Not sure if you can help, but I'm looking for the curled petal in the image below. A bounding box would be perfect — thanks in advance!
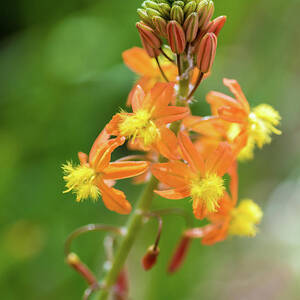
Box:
[151,161,190,188]
[98,181,131,215]
[102,161,150,180]
[178,132,205,174]
[205,142,233,176]
[89,129,110,163]
[223,78,250,113]
[155,186,190,200]
[201,222,229,245]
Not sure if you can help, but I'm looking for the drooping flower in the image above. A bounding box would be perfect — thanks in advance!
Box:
[184,79,281,160]
[62,129,149,214]
[185,163,263,245]
[106,83,189,160]
[151,131,234,219]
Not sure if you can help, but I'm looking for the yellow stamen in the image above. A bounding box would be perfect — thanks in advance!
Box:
[229,199,263,237]
[62,162,100,202]
[190,173,225,213]
[119,109,160,147]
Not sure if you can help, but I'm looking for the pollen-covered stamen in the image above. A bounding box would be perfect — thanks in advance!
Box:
[62,162,100,202]
[189,173,225,213]
[249,104,281,148]
[229,199,263,237]
[119,109,161,147]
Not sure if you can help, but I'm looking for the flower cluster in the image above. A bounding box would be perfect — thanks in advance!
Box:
[63,1,281,296]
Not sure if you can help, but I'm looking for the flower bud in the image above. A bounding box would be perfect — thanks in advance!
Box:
[146,7,162,18]
[67,252,98,285]
[142,245,160,271]
[170,5,184,24]
[184,1,197,17]
[183,12,199,42]
[158,3,171,18]
[136,22,162,49]
[197,0,214,29]
[152,16,168,38]
[167,21,186,54]
[137,8,154,27]
[143,1,161,11]
[207,15,227,36]
[173,1,185,7]
[196,32,217,73]
[167,236,192,274]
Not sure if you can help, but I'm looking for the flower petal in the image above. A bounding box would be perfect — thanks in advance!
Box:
[154,106,189,125]
[217,106,248,123]
[151,161,190,188]
[155,127,180,160]
[89,129,110,163]
[131,85,145,112]
[98,181,131,214]
[78,152,88,165]
[102,161,150,180]
[155,186,190,200]
[146,82,176,109]
[178,131,205,174]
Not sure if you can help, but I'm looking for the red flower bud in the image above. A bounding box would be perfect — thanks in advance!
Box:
[197,0,214,30]
[167,20,186,54]
[183,12,199,42]
[167,236,192,274]
[136,21,162,49]
[152,16,167,38]
[196,32,217,73]
[67,253,98,286]
[207,16,227,36]
[142,245,160,271]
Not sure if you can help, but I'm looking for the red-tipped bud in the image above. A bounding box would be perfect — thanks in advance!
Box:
[113,269,129,300]
[196,32,217,73]
[142,245,160,271]
[136,22,162,49]
[183,12,199,42]
[170,5,184,24]
[152,16,168,38]
[207,16,227,37]
[197,0,214,29]
[167,236,192,274]
[67,253,98,286]
[167,20,186,54]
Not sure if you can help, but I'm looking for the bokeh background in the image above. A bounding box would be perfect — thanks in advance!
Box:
[1,0,299,299]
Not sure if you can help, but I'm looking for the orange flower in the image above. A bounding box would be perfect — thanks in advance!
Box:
[106,83,189,160]
[184,78,281,160]
[185,163,263,245]
[62,129,149,214]
[151,132,234,220]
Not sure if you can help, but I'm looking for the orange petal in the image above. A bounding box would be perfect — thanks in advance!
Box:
[192,198,208,220]
[154,186,190,199]
[151,161,190,188]
[154,106,189,125]
[122,47,159,77]
[105,114,123,136]
[98,180,131,214]
[155,127,180,160]
[178,131,205,174]
[201,222,229,245]
[205,142,233,176]
[223,78,250,113]
[131,85,145,112]
[102,161,150,180]
[93,137,125,172]
[218,106,248,123]
[89,128,110,163]
[231,129,248,157]
[146,82,176,109]
[78,152,88,165]
[228,161,238,205]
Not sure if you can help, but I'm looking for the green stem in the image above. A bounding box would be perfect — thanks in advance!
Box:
[94,176,158,300]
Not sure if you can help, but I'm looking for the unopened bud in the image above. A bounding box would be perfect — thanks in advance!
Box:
[142,245,160,271]
[197,0,214,29]
[137,8,154,27]
[136,22,162,49]
[184,1,197,17]
[183,12,199,42]
[143,1,160,11]
[146,7,162,18]
[167,236,192,274]
[196,32,217,73]
[173,1,185,7]
[170,5,184,24]
[152,16,167,38]
[207,15,227,36]
[167,21,186,54]
[67,252,98,285]
[158,3,171,18]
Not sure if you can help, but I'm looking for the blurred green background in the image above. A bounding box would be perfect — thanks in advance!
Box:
[1,0,299,299]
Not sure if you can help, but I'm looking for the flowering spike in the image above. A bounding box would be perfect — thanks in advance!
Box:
[142,245,160,271]
[167,21,187,54]
[196,32,217,73]
[207,15,227,36]
[183,12,199,42]
[167,236,192,273]
[170,5,184,24]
